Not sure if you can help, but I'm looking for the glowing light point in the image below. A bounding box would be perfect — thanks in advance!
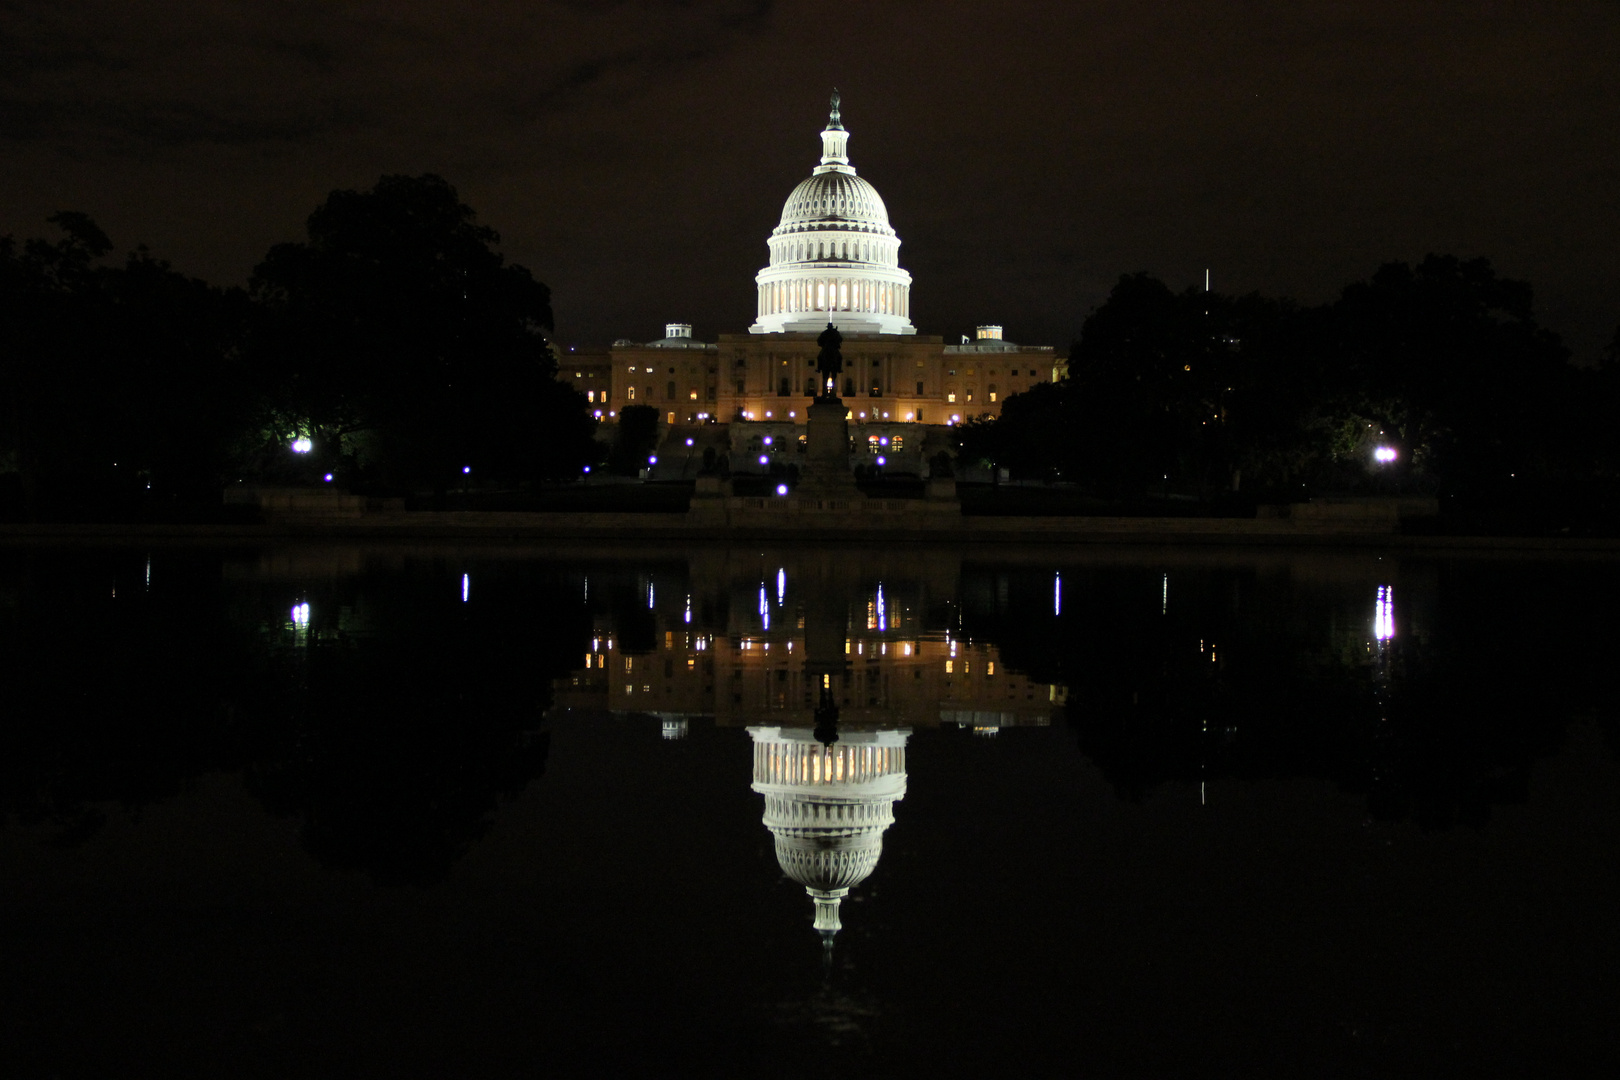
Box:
[291,602,310,626]
[462,573,469,603]
[462,465,471,474]
[290,437,313,453]
[776,483,789,496]
[1374,446,1398,463]
[876,455,886,466]
[648,455,657,465]
[685,438,694,446]
[759,454,769,466]
[323,473,334,482]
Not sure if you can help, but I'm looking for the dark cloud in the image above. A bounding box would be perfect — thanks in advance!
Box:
[1,0,1617,362]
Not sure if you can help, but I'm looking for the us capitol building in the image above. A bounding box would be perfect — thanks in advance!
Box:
[558,93,1064,473]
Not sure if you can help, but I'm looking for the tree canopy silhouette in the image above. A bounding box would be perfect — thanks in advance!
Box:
[958,256,1610,520]
[0,213,251,520]
[249,173,597,491]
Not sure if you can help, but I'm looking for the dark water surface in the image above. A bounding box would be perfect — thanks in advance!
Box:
[3,543,1618,1078]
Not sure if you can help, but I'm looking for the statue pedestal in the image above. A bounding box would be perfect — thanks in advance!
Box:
[799,396,858,496]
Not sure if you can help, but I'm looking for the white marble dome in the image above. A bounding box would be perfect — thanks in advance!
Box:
[749,93,916,336]
[777,171,891,233]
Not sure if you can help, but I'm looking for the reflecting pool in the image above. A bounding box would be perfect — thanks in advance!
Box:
[2,543,1618,1077]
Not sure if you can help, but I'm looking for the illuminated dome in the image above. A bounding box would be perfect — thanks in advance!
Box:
[750,92,916,336]
[749,726,910,940]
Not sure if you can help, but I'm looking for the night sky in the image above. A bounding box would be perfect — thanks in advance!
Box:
[4,1,1617,360]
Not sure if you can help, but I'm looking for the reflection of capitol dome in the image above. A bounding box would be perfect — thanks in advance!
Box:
[749,726,910,939]
[749,92,916,336]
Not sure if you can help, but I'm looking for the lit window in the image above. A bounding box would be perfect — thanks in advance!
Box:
[627,387,635,400]
[945,660,954,673]
[947,392,956,403]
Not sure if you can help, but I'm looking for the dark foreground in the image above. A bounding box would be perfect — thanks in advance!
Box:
[2,543,1617,1078]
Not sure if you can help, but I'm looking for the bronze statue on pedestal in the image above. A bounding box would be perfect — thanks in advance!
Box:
[815,323,843,398]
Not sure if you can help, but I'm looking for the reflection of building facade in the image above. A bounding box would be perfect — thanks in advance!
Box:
[556,95,1064,463]
[556,622,1063,733]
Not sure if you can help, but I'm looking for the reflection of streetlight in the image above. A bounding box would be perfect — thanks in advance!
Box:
[1374,446,1398,463]
[1374,585,1395,641]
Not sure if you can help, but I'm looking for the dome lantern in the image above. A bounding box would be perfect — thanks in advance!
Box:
[818,89,850,171]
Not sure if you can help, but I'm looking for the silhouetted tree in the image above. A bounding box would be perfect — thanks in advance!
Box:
[962,274,1328,498]
[1327,255,1569,493]
[610,404,660,474]
[956,258,1603,521]
[248,174,597,491]
[0,214,251,520]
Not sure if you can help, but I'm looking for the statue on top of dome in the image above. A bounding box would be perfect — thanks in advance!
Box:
[815,322,844,395]
[827,88,843,131]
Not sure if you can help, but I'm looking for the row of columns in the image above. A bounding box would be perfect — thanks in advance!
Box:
[757,278,910,318]
[753,741,905,785]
